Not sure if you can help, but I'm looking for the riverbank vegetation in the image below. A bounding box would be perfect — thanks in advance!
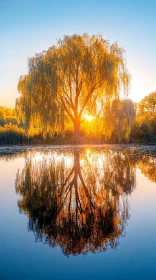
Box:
[0,34,156,145]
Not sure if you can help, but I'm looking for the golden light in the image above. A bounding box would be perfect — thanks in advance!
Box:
[84,114,94,122]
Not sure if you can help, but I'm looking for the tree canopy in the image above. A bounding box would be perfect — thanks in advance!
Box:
[130,91,156,142]
[138,91,156,115]
[16,34,130,140]
[0,106,17,126]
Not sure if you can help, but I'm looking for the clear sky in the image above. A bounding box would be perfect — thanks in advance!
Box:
[0,0,156,107]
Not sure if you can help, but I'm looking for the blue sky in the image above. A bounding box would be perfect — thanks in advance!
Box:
[0,0,156,107]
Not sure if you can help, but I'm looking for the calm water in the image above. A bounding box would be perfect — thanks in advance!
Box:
[0,145,156,280]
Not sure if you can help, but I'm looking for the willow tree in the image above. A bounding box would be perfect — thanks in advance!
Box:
[17,34,130,140]
[16,75,31,130]
[111,99,136,142]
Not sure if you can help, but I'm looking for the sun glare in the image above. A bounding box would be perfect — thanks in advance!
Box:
[85,115,94,122]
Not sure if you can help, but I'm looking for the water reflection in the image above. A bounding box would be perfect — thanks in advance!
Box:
[15,148,139,256]
[137,156,156,183]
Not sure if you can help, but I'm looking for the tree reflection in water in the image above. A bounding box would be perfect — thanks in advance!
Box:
[137,156,156,183]
[15,149,136,256]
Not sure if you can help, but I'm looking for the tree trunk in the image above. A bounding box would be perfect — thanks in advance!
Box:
[118,134,122,144]
[74,118,80,144]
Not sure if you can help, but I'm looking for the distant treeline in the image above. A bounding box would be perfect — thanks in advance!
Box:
[0,107,25,145]
[0,124,27,145]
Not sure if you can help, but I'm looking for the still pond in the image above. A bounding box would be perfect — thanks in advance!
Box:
[0,145,156,280]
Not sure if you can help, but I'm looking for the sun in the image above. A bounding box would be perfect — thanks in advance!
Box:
[84,115,94,122]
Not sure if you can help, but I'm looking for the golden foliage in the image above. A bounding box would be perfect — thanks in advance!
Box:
[17,34,130,139]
